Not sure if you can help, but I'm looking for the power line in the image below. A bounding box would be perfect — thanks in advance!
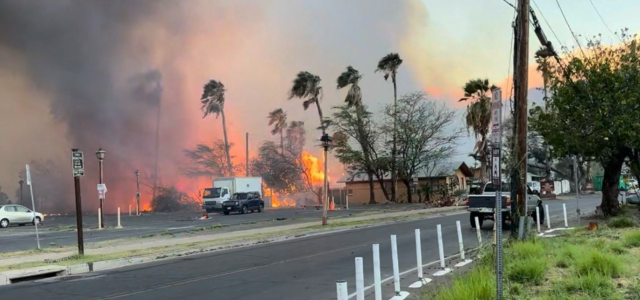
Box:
[555,0,586,57]
[531,0,566,51]
[500,0,516,10]
[588,0,621,42]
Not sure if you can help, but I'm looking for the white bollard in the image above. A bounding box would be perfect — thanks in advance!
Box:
[116,207,122,229]
[456,221,465,260]
[98,208,102,230]
[391,235,401,295]
[336,280,349,300]
[563,203,568,228]
[415,229,423,280]
[372,244,382,300]
[355,257,364,300]
[536,206,541,233]
[437,224,445,268]
[475,216,482,246]
[545,204,551,229]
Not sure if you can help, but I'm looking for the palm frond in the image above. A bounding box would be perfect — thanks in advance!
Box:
[289,71,321,100]
[375,53,403,80]
[303,98,316,110]
[336,66,363,107]
[200,79,226,118]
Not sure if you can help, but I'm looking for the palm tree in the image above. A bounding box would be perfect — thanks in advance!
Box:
[289,71,329,225]
[459,78,497,181]
[376,53,403,202]
[336,66,376,204]
[268,108,288,153]
[200,79,233,176]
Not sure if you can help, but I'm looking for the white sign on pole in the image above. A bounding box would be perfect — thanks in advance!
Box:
[26,164,32,186]
[97,184,108,200]
[492,155,500,184]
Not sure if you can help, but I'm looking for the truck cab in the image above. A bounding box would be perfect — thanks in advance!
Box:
[202,187,231,212]
[467,182,543,229]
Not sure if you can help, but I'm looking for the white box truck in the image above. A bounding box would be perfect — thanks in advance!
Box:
[202,177,263,212]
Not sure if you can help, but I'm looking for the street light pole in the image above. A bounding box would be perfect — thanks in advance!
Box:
[18,179,24,205]
[135,170,141,216]
[96,148,106,229]
[321,133,333,226]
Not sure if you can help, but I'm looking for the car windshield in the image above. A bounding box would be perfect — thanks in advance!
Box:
[202,188,221,198]
[233,193,248,200]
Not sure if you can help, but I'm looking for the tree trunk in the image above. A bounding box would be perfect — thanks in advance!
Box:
[403,179,413,203]
[367,171,376,204]
[374,173,390,201]
[220,108,234,176]
[280,131,284,154]
[600,153,625,216]
[390,76,398,202]
[480,158,486,182]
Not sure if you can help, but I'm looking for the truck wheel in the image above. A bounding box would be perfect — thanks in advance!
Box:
[470,213,483,229]
[241,205,248,214]
[223,210,230,215]
[258,205,263,213]
[205,208,213,213]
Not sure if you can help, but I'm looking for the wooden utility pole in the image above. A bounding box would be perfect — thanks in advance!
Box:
[515,0,530,218]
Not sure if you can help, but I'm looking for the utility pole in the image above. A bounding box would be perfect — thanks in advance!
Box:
[135,170,140,216]
[71,149,85,255]
[18,179,24,205]
[246,132,249,177]
[515,0,530,222]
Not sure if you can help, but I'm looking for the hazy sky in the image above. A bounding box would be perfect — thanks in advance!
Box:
[0,0,636,210]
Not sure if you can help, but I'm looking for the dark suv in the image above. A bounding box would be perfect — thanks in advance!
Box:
[222,191,264,215]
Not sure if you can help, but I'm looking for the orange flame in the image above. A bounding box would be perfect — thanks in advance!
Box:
[302,151,327,186]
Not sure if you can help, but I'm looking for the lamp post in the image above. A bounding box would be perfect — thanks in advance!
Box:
[321,133,332,226]
[18,179,24,205]
[135,170,140,216]
[96,148,106,229]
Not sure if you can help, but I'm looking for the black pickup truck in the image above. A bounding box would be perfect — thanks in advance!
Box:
[467,182,544,228]
[221,191,264,215]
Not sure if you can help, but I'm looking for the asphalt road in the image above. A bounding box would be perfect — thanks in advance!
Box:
[0,196,601,300]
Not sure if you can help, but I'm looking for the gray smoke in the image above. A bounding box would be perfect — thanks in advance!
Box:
[0,1,174,212]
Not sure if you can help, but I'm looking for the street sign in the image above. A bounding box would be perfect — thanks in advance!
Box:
[491,89,503,145]
[25,164,32,186]
[72,150,85,177]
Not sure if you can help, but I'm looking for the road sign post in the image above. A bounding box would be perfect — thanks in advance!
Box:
[491,88,504,300]
[72,149,85,256]
[25,164,41,250]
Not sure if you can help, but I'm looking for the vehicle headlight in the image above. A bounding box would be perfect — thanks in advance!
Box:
[235,201,239,205]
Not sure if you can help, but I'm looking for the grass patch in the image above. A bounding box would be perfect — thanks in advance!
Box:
[622,231,640,247]
[608,216,635,228]
[574,250,624,278]
[507,257,547,284]
[425,265,495,300]
[424,208,640,300]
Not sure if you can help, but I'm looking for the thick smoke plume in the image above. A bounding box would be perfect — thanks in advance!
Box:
[0,0,449,213]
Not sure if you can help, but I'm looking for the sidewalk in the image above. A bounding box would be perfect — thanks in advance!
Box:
[0,206,465,270]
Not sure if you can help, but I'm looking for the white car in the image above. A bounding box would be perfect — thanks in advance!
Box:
[0,205,44,228]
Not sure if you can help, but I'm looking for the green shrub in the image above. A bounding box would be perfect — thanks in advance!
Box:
[623,231,640,247]
[608,216,635,228]
[555,244,579,268]
[507,257,547,284]
[431,265,495,300]
[574,250,624,278]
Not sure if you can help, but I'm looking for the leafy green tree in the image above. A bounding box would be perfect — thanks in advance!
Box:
[200,79,233,175]
[459,78,497,181]
[376,53,403,202]
[268,108,287,153]
[181,139,241,178]
[530,33,640,216]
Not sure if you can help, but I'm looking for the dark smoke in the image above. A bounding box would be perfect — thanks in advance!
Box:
[0,1,175,213]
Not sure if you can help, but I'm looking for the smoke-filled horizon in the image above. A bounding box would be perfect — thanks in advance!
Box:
[0,0,532,213]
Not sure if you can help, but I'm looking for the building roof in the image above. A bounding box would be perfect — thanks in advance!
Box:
[337,161,474,183]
